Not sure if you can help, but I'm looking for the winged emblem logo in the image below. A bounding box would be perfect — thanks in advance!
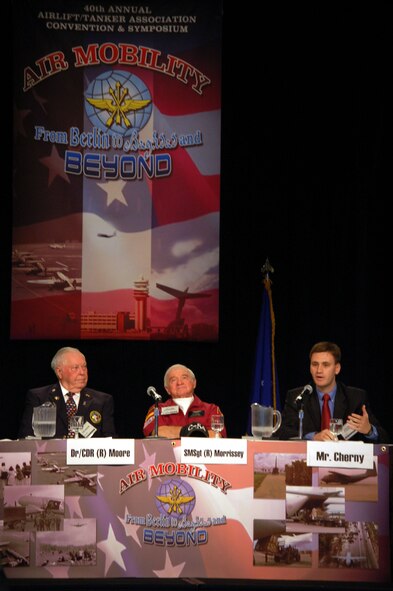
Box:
[86,80,151,129]
[156,483,195,514]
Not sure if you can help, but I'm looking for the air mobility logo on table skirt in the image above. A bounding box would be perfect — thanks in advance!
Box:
[120,461,229,547]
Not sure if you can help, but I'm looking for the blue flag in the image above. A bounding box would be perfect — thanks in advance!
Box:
[248,277,280,433]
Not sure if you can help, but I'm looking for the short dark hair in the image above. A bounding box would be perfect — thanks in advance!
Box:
[309,341,341,363]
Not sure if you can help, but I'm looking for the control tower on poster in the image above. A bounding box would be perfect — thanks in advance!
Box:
[133,277,149,331]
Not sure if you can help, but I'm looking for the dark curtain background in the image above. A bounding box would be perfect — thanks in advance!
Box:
[2,4,391,443]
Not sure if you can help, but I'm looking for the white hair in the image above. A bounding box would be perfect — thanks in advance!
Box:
[164,364,195,388]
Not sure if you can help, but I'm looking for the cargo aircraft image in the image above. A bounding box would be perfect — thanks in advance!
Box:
[253,523,312,550]
[332,550,367,567]
[156,283,212,316]
[320,462,377,485]
[27,271,82,291]
[16,494,64,516]
[156,282,212,335]
[286,486,344,517]
[63,470,97,492]
[253,520,286,542]
[0,540,29,567]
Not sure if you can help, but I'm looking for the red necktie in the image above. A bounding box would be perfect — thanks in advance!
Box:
[66,393,77,437]
[321,393,331,430]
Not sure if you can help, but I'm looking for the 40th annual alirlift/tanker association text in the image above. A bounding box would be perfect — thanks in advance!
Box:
[38,5,197,33]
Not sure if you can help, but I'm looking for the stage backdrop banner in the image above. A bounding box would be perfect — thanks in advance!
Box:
[11,0,222,341]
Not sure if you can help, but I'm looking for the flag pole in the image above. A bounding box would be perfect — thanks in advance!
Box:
[248,258,280,434]
[261,258,278,411]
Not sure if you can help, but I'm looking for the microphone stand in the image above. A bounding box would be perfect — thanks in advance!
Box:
[153,399,160,437]
[297,400,304,440]
[146,397,166,439]
[290,397,305,440]
[290,385,312,439]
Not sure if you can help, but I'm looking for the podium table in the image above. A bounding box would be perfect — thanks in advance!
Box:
[0,438,391,585]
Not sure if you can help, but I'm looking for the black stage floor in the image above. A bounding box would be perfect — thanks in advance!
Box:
[1,574,392,591]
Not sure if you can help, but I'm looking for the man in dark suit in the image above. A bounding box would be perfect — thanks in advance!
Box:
[277,341,389,443]
[18,347,116,439]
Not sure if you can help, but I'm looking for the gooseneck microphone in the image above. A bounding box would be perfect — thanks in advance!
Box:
[147,386,162,401]
[294,384,313,403]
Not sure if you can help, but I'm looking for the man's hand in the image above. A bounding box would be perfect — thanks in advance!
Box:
[346,404,371,435]
[313,429,336,442]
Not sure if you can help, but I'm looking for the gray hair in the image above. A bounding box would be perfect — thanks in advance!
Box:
[164,364,196,388]
[50,347,85,374]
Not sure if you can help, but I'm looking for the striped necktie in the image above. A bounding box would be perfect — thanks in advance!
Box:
[321,393,331,430]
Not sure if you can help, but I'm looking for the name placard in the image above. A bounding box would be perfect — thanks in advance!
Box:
[180,438,247,464]
[307,441,373,469]
[66,438,135,465]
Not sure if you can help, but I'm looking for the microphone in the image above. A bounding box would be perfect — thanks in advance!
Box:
[294,384,313,403]
[147,386,162,402]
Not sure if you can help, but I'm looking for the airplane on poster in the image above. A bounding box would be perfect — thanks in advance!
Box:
[27,271,82,291]
[0,541,10,548]
[49,242,66,249]
[41,463,67,473]
[24,261,48,275]
[12,249,34,262]
[97,231,116,238]
[25,261,69,276]
[253,520,286,541]
[286,486,344,517]
[63,470,97,492]
[331,550,367,567]
[0,541,29,567]
[17,494,64,515]
[12,250,44,268]
[13,262,45,273]
[156,282,211,324]
[37,458,49,467]
[320,461,377,485]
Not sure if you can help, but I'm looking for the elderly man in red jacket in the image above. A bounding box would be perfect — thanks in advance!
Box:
[143,364,226,439]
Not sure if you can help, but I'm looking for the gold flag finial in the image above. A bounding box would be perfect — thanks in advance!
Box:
[261,258,274,280]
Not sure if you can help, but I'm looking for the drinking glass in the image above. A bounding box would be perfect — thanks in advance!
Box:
[69,416,85,439]
[329,418,343,441]
[211,414,224,438]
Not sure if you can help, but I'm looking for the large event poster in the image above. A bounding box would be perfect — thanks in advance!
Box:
[11,1,221,341]
[1,439,391,583]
